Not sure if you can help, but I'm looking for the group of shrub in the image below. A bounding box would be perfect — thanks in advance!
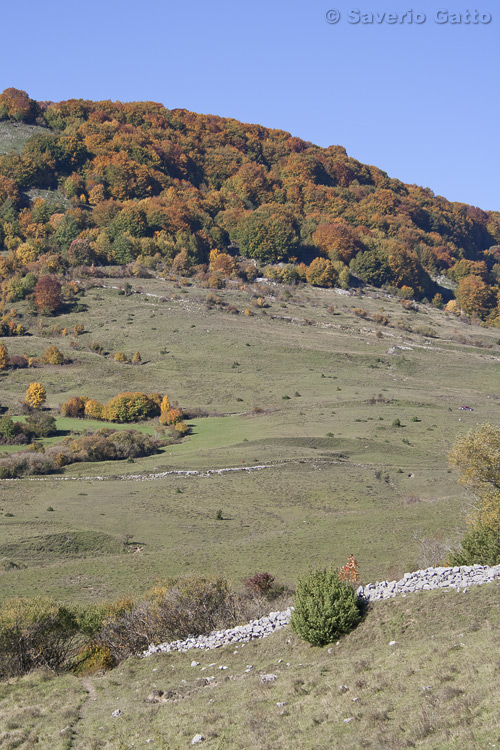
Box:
[0,342,67,371]
[0,572,291,679]
[60,390,188,432]
[0,428,161,478]
[0,411,57,446]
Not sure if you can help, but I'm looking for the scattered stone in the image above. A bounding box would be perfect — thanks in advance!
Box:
[344,717,353,723]
[191,735,204,745]
[191,660,200,667]
[389,641,398,646]
[338,685,349,693]
[112,709,122,718]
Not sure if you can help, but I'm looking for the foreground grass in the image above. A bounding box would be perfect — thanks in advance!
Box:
[1,583,499,749]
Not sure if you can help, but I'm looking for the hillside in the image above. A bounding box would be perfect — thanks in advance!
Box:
[0,88,499,319]
[1,582,499,749]
[2,88,500,749]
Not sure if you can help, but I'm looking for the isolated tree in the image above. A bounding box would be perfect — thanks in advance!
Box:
[41,345,65,365]
[34,276,62,315]
[290,567,362,646]
[0,343,8,370]
[25,382,46,409]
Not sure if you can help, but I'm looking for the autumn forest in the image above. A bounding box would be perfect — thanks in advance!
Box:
[0,87,498,320]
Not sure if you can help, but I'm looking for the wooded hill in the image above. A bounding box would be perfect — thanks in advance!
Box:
[0,87,499,318]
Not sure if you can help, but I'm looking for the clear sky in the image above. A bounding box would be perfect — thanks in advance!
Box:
[2,0,498,210]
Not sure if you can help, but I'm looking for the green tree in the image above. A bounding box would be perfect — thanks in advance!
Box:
[290,567,362,646]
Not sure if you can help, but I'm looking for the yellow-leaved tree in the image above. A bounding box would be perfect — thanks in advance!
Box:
[0,342,8,369]
[25,382,46,409]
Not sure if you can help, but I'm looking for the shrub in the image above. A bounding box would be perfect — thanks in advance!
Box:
[104,392,160,422]
[131,351,142,364]
[61,396,86,418]
[353,307,369,319]
[244,572,275,596]
[338,555,360,584]
[450,525,500,566]
[42,344,65,365]
[25,382,46,409]
[173,421,189,436]
[0,597,79,678]
[8,354,28,368]
[290,567,362,646]
[152,575,235,640]
[113,351,128,363]
[23,411,57,438]
[159,407,183,426]
[84,398,104,419]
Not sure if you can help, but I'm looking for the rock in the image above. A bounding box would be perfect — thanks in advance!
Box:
[112,709,122,718]
[191,735,204,745]
[261,673,278,683]
[191,660,200,667]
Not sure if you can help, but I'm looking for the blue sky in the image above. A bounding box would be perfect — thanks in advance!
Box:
[2,0,498,210]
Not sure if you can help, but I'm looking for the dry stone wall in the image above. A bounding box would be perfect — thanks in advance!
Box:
[143,563,500,658]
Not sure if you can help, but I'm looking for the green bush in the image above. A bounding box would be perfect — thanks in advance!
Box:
[450,525,500,566]
[290,567,362,646]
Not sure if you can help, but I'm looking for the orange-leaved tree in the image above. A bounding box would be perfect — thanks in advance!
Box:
[33,276,62,315]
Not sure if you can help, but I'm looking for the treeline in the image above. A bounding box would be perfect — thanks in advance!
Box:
[0,88,499,318]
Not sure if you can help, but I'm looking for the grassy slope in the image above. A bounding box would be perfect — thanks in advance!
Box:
[1,583,499,749]
[0,278,499,602]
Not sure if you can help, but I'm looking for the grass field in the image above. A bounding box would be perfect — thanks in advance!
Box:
[0,277,499,605]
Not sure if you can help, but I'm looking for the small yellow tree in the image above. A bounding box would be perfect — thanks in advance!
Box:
[25,382,46,409]
[41,345,64,365]
[131,351,142,364]
[0,342,8,370]
[160,395,170,413]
